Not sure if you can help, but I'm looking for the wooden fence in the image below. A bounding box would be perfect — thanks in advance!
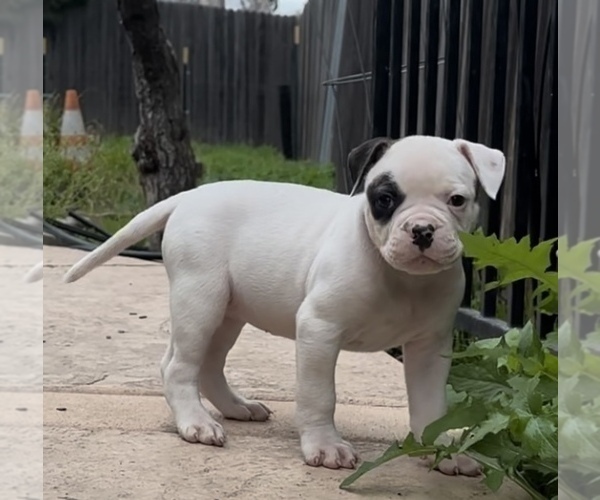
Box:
[43,1,297,150]
[0,2,43,96]
[296,0,375,177]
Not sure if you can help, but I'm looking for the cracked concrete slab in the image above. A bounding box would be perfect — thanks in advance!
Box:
[1,247,43,499]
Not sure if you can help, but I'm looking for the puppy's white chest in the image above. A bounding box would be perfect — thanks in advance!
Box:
[340,296,438,352]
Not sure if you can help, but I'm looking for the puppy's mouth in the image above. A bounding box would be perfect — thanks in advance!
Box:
[403,254,457,275]
[380,237,462,275]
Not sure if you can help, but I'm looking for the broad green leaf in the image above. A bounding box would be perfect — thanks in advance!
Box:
[446,386,468,408]
[559,414,600,460]
[460,231,558,293]
[558,237,600,295]
[339,434,437,489]
[471,433,523,469]
[448,363,511,401]
[508,408,534,445]
[522,416,558,461]
[422,399,487,446]
[543,352,559,378]
[483,468,506,492]
[339,441,403,489]
[457,412,510,453]
[543,330,558,351]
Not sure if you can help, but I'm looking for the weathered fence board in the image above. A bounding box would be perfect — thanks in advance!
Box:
[43,1,296,150]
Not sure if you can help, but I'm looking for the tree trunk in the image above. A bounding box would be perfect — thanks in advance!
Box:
[117,0,201,250]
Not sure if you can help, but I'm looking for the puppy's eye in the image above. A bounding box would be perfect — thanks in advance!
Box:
[375,194,394,211]
[449,195,466,207]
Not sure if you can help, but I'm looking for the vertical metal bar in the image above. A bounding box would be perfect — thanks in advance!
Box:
[441,0,461,139]
[279,85,294,159]
[540,6,558,337]
[423,0,440,136]
[319,0,347,164]
[557,0,576,240]
[482,0,510,318]
[405,0,421,135]
[460,0,483,308]
[463,0,483,141]
[389,0,405,139]
[509,0,539,328]
[290,23,300,159]
[372,0,393,137]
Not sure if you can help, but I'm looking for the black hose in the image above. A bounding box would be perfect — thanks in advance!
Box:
[41,218,162,261]
[2,211,162,261]
[45,218,110,243]
[67,211,112,239]
[0,220,43,248]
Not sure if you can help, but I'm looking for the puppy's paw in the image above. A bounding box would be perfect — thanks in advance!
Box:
[178,419,226,446]
[301,431,358,469]
[222,400,272,422]
[421,454,482,477]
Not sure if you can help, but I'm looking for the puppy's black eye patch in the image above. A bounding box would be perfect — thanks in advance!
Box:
[366,173,406,223]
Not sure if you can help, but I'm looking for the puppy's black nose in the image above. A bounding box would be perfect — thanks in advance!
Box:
[412,224,435,251]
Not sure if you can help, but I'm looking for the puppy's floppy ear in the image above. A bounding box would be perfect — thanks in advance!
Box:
[454,139,506,200]
[347,137,393,196]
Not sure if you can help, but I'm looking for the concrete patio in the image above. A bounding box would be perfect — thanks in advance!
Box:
[3,245,529,499]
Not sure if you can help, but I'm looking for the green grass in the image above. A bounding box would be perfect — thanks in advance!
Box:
[43,136,335,231]
[0,97,43,218]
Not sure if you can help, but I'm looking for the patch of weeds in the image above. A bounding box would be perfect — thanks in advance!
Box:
[342,231,562,500]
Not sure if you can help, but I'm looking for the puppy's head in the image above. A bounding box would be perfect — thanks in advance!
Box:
[348,135,506,275]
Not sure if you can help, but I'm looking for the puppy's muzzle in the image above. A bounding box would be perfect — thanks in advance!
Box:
[411,224,435,251]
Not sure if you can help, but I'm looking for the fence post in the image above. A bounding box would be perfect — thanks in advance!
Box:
[318,0,347,164]
[389,0,405,139]
[279,84,294,160]
[372,0,393,137]
[404,0,421,136]
[423,0,440,136]
[440,0,461,139]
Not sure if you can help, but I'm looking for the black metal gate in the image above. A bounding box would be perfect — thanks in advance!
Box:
[358,0,558,336]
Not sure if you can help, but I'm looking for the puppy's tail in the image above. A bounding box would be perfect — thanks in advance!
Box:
[23,261,43,283]
[63,191,187,284]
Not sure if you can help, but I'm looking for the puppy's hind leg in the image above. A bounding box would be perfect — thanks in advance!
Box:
[200,317,272,422]
[162,275,229,446]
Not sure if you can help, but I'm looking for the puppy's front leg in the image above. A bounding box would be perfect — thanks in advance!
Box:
[295,304,357,470]
[403,333,481,476]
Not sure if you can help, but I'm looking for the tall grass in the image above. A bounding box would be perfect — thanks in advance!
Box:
[0,96,42,218]
[44,136,335,224]
[41,93,336,226]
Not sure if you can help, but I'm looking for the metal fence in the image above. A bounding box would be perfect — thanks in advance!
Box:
[333,0,557,336]
[558,0,600,337]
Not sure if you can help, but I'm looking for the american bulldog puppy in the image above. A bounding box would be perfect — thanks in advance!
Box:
[64,135,505,475]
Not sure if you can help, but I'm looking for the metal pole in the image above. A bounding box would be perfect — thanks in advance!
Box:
[371,0,393,138]
[318,0,348,164]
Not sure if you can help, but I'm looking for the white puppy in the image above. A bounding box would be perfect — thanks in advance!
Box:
[64,135,505,475]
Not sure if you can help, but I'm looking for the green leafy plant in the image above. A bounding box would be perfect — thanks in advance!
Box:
[341,232,564,499]
[556,238,600,499]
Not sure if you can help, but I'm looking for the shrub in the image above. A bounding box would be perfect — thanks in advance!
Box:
[341,231,566,500]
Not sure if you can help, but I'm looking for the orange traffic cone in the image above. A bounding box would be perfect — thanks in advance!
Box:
[19,89,43,166]
[60,89,91,163]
